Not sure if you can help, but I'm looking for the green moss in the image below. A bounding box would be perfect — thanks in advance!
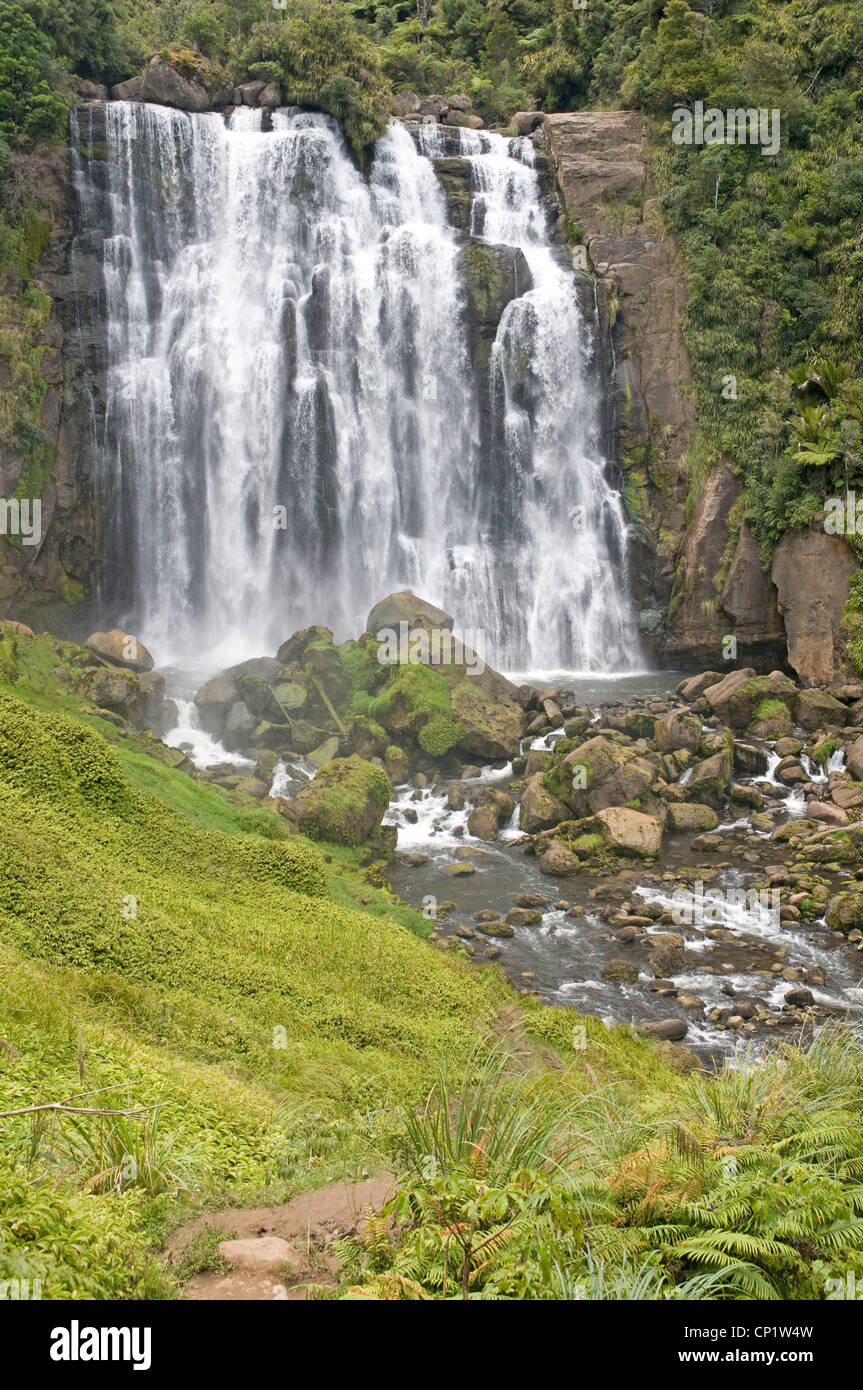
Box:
[752,698,790,721]
[417,714,462,756]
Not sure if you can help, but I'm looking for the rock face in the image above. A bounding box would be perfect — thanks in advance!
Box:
[544,110,694,642]
[667,464,785,666]
[0,139,99,628]
[457,242,533,376]
[771,530,858,685]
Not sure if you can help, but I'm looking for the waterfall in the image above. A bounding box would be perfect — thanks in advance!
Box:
[70,102,642,673]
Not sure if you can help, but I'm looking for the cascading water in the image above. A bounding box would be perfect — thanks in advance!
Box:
[71,102,641,672]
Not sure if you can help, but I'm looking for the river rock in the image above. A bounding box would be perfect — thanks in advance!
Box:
[825,891,863,933]
[466,803,500,840]
[654,710,700,752]
[602,958,639,983]
[538,839,582,875]
[520,771,569,832]
[638,1018,687,1040]
[666,802,719,832]
[796,687,846,730]
[593,806,663,857]
[846,736,863,781]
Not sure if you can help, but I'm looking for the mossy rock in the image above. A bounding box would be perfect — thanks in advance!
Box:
[293,755,391,847]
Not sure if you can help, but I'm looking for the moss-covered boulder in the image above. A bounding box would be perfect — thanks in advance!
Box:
[521,771,570,833]
[547,735,658,816]
[703,669,796,729]
[686,750,732,809]
[796,687,846,731]
[824,891,863,934]
[293,755,391,846]
[666,802,719,832]
[654,710,701,753]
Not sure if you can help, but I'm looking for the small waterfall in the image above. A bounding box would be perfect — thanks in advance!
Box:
[71,103,641,673]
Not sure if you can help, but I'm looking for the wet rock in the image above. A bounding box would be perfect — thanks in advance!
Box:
[475,920,514,937]
[520,772,570,833]
[796,687,846,729]
[784,987,814,1007]
[513,891,549,908]
[666,802,719,832]
[654,710,700,752]
[538,839,583,875]
[602,958,639,983]
[466,804,500,840]
[638,1018,687,1040]
[593,806,663,857]
[441,862,477,876]
[505,907,543,925]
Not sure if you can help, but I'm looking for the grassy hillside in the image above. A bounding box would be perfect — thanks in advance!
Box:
[2,634,863,1300]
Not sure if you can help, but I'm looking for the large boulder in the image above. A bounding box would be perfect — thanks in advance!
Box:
[702,668,795,728]
[824,891,863,934]
[139,52,212,112]
[666,802,719,832]
[846,737,863,781]
[292,755,391,847]
[79,666,142,722]
[771,530,858,684]
[367,592,454,637]
[85,628,154,673]
[194,674,239,739]
[520,771,570,833]
[654,710,700,752]
[554,735,657,815]
[449,678,524,760]
[593,806,663,857]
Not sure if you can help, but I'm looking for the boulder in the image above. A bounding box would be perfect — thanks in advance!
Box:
[558,734,658,815]
[239,80,267,106]
[847,736,863,781]
[538,838,582,875]
[771,530,858,684]
[139,53,212,112]
[666,802,719,832]
[85,628,154,672]
[703,668,795,728]
[796,687,846,730]
[367,591,454,638]
[680,750,731,809]
[520,772,569,833]
[593,806,663,857]
[258,82,282,107]
[466,803,500,841]
[824,891,863,933]
[392,90,421,116]
[510,111,543,135]
[111,74,144,101]
[218,1237,302,1274]
[80,666,142,721]
[638,1018,688,1041]
[677,671,723,701]
[292,755,391,847]
[654,710,700,752]
[194,675,239,739]
[602,958,639,983]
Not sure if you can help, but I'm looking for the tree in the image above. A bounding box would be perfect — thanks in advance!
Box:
[0,3,69,138]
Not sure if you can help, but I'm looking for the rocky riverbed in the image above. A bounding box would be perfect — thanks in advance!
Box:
[384,666,863,1064]
[75,593,863,1069]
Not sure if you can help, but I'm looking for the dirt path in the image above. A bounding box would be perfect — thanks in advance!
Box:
[166,1176,395,1301]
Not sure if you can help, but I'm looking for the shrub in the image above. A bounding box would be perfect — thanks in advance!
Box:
[0,3,69,139]
[240,835,328,897]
